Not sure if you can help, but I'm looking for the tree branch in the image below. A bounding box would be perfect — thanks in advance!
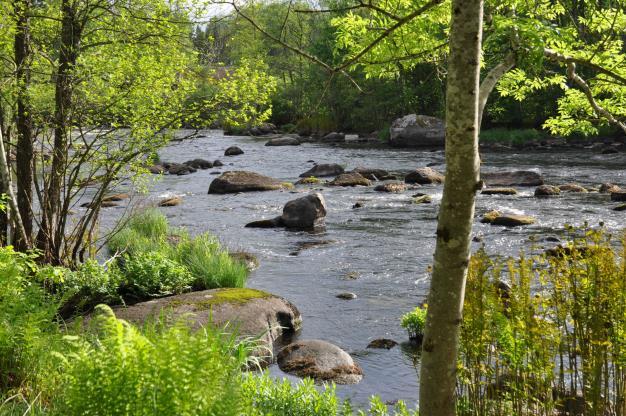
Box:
[478,52,516,125]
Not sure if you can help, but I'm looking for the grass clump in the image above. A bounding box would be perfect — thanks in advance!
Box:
[108,209,248,300]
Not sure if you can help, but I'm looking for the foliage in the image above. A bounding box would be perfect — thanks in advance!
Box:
[401,305,428,341]
[52,305,247,416]
[458,228,626,416]
[243,372,419,415]
[0,247,60,392]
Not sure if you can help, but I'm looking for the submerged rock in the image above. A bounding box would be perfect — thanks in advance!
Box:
[405,167,444,184]
[611,191,626,202]
[482,171,544,187]
[367,338,398,349]
[299,163,344,178]
[208,171,286,194]
[481,187,518,195]
[277,339,363,384]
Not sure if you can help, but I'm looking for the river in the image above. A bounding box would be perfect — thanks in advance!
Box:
[99,129,625,408]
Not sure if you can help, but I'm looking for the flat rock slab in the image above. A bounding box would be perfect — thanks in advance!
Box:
[107,288,301,358]
[209,171,287,194]
[482,171,544,187]
[277,339,363,384]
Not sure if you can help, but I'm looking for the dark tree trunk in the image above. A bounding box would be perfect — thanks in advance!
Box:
[13,0,34,251]
[38,0,81,263]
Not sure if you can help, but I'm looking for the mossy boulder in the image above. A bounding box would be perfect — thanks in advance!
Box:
[277,339,363,384]
[102,288,301,360]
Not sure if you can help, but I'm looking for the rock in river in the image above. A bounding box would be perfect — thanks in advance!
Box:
[99,288,301,359]
[351,167,389,181]
[599,183,621,193]
[281,193,327,229]
[482,171,544,187]
[266,137,300,146]
[611,191,626,202]
[374,182,407,193]
[481,210,535,226]
[299,163,344,178]
[224,146,244,156]
[535,185,561,197]
[367,338,398,349]
[208,171,287,194]
[329,172,371,187]
[184,158,213,169]
[389,114,445,147]
[558,183,587,193]
[405,167,444,184]
[321,132,345,143]
[277,339,363,384]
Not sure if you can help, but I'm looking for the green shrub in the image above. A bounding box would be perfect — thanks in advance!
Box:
[401,305,427,342]
[53,306,247,416]
[121,252,193,298]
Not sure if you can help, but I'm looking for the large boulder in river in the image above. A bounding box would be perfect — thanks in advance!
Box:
[482,171,544,187]
[389,114,445,147]
[246,193,327,230]
[321,132,345,143]
[405,167,445,184]
[299,163,344,178]
[101,288,301,358]
[277,339,363,384]
[266,137,300,146]
[329,172,371,187]
[282,193,327,229]
[208,171,287,194]
[224,146,244,156]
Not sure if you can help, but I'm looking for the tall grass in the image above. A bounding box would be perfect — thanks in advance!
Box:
[108,209,248,299]
[458,228,626,416]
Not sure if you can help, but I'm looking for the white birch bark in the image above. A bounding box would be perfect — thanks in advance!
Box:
[419,1,484,415]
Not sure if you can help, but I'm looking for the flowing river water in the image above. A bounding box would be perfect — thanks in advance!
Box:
[98,129,625,407]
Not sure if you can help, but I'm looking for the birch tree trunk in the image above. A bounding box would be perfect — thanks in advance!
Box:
[418,1,483,415]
